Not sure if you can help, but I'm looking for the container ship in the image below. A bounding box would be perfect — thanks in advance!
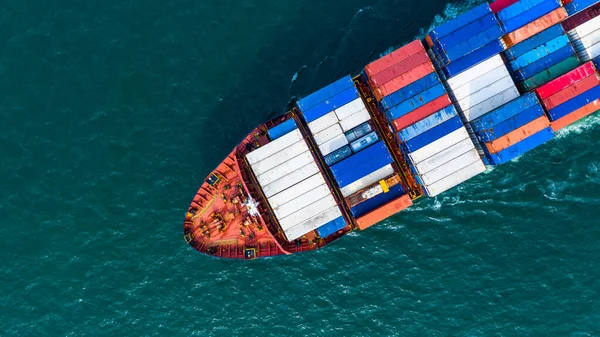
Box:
[184,0,600,259]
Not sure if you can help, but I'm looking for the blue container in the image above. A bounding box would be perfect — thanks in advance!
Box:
[324,145,352,166]
[379,72,441,110]
[350,132,379,153]
[316,216,347,238]
[268,119,297,140]
[470,92,540,132]
[497,0,547,22]
[500,0,560,33]
[402,116,464,153]
[593,56,600,69]
[297,76,354,112]
[442,40,505,78]
[302,87,360,123]
[429,3,491,40]
[513,45,575,81]
[350,184,405,218]
[504,24,565,60]
[565,0,597,15]
[487,127,554,165]
[330,141,393,187]
[434,13,499,50]
[398,105,458,141]
[474,105,545,142]
[345,122,373,143]
[548,85,600,121]
[438,25,505,65]
[386,83,447,120]
[509,35,570,70]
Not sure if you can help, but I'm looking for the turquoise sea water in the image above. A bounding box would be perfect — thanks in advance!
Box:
[2,1,600,336]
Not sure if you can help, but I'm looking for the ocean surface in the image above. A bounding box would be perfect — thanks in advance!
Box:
[2,0,600,336]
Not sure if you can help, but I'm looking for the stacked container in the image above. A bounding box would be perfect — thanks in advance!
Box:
[470,93,555,165]
[565,0,598,15]
[297,76,412,231]
[246,123,347,241]
[563,2,600,62]
[535,61,600,130]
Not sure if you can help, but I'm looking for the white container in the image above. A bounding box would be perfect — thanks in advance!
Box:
[256,151,315,186]
[462,86,520,121]
[278,195,337,230]
[283,206,343,241]
[575,29,600,49]
[308,111,339,134]
[339,164,395,197]
[267,174,325,208]
[582,41,600,60]
[424,160,486,197]
[574,15,600,38]
[414,137,476,174]
[419,149,481,186]
[334,98,365,120]
[250,140,308,176]
[450,65,509,101]
[313,123,344,145]
[457,75,515,112]
[273,184,332,219]
[318,133,349,156]
[339,108,371,132]
[408,127,469,164]
[262,163,319,197]
[246,129,303,165]
[447,54,504,89]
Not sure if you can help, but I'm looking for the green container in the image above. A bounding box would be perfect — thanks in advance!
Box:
[518,56,581,92]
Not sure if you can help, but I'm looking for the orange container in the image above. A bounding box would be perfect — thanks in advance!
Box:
[392,94,452,131]
[376,62,435,99]
[425,35,434,48]
[484,116,550,154]
[551,99,600,131]
[543,74,600,110]
[365,40,425,77]
[503,8,568,47]
[370,50,431,87]
[355,194,413,230]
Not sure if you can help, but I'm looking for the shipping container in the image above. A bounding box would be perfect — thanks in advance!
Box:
[256,151,315,186]
[497,0,547,23]
[428,3,492,40]
[534,61,596,99]
[413,137,476,174]
[542,73,600,109]
[262,163,320,197]
[512,45,575,81]
[313,123,344,146]
[369,51,431,86]
[434,14,498,49]
[274,184,332,219]
[450,64,509,101]
[456,75,516,112]
[475,105,545,142]
[446,54,505,88]
[318,133,349,156]
[438,25,505,65]
[251,140,309,175]
[297,76,354,112]
[345,122,373,142]
[398,105,458,141]
[303,87,360,123]
[365,40,425,76]
[279,194,338,231]
[572,29,600,50]
[316,216,347,238]
[267,174,325,209]
[547,84,600,120]
[562,2,600,31]
[509,35,570,70]
[339,164,396,197]
[501,0,561,33]
[550,99,600,130]
[308,111,339,134]
[391,94,452,131]
[350,132,379,153]
[418,149,481,186]
[519,56,580,91]
[490,0,520,13]
[268,119,297,140]
[386,83,447,119]
[484,116,550,154]
[324,145,353,166]
[376,62,435,99]
[339,108,371,132]
[402,116,464,153]
[408,127,470,164]
[565,0,598,16]
[378,72,441,109]
[442,40,505,78]
[503,8,568,47]
[423,160,486,196]
[333,98,365,121]
[283,206,343,241]
[486,127,554,165]
[355,194,413,230]
[504,24,565,60]
[246,129,303,165]
[570,14,600,37]
[350,184,406,218]
[461,86,521,121]
[330,141,392,186]
[470,92,541,131]
[578,40,600,60]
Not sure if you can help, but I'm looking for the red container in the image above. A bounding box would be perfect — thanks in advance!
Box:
[376,62,435,99]
[563,0,574,4]
[391,95,451,131]
[365,40,425,77]
[369,50,431,87]
[356,194,413,230]
[551,99,600,131]
[543,74,600,110]
[535,62,596,100]
[490,0,520,13]
[561,2,600,31]
[503,8,568,47]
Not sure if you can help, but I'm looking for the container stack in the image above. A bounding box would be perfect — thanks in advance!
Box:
[470,93,555,165]
[298,77,412,231]
[562,2,600,62]
[535,61,600,130]
[246,123,347,241]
